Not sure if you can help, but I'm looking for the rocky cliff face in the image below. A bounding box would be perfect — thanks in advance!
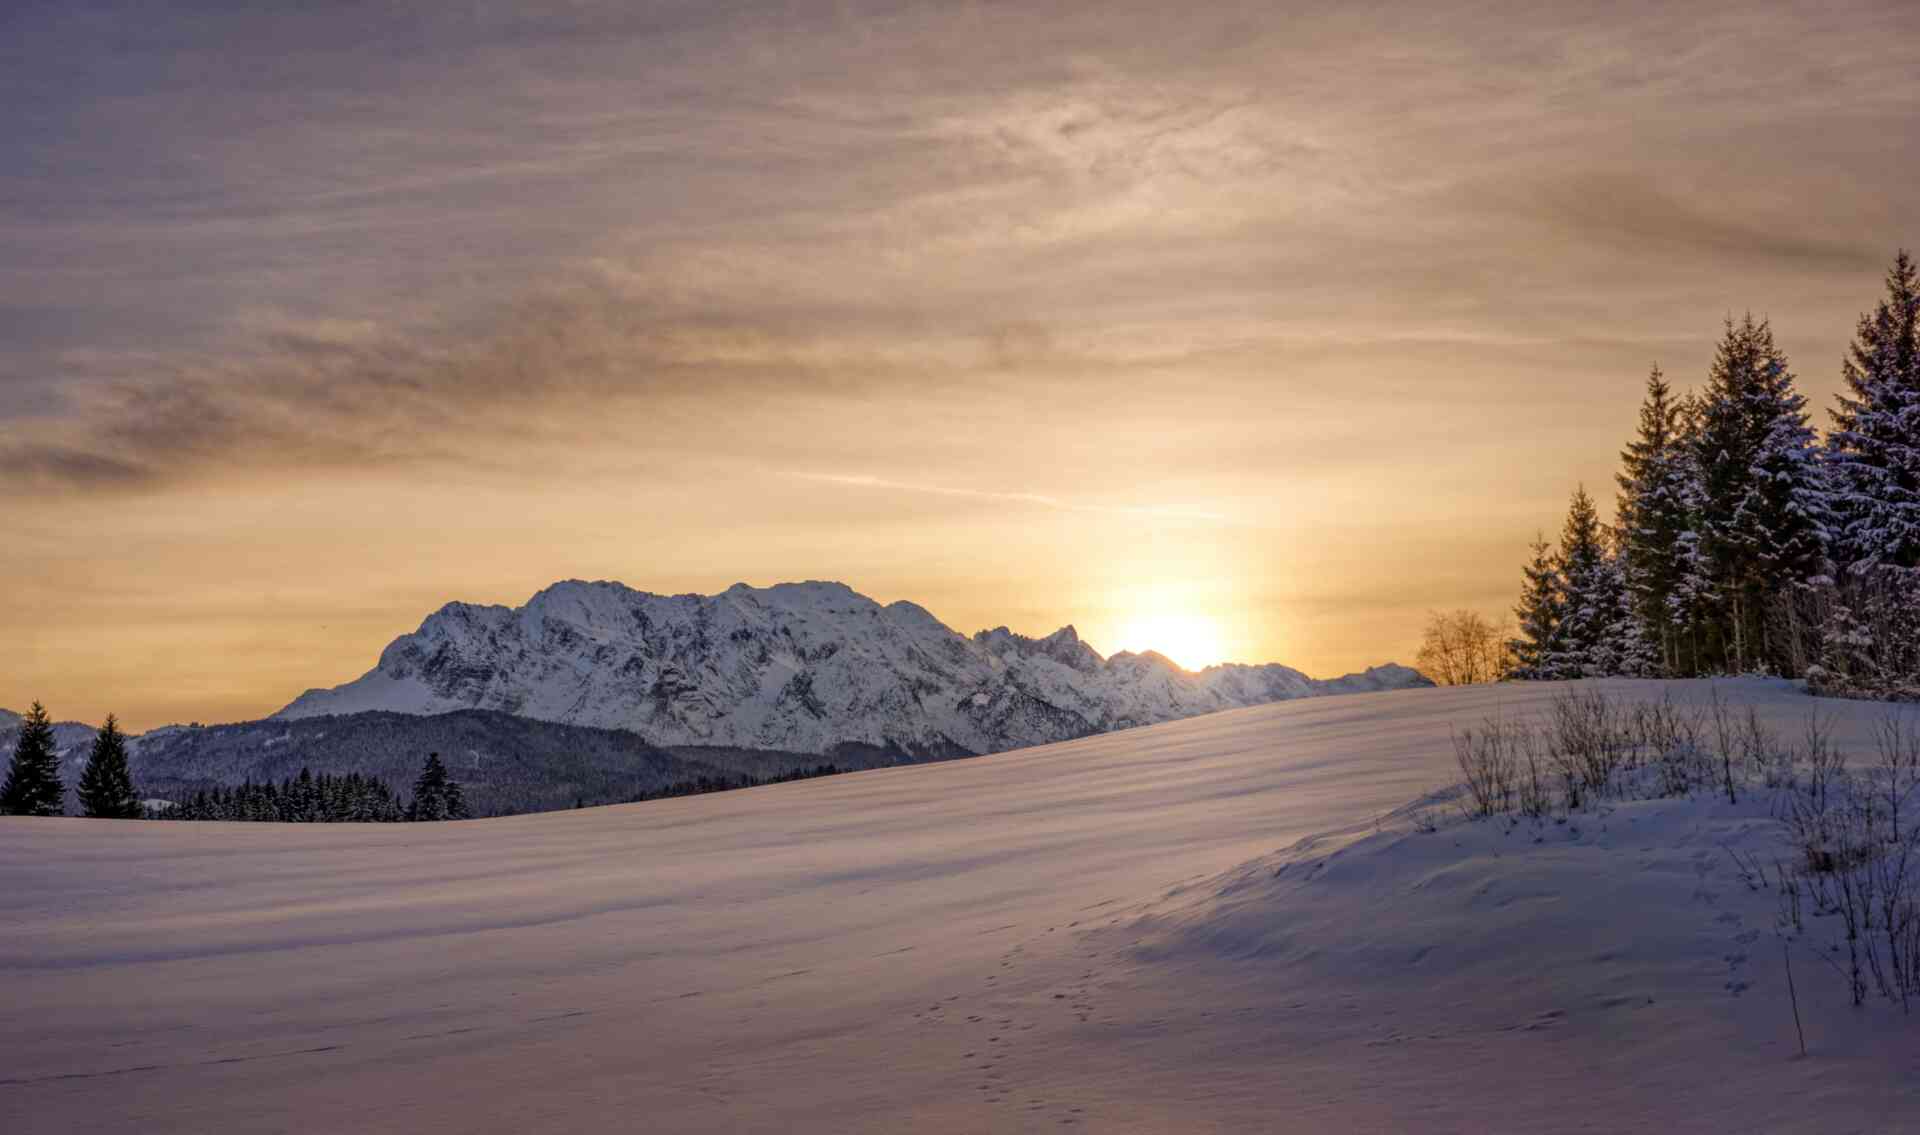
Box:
[276,580,1429,755]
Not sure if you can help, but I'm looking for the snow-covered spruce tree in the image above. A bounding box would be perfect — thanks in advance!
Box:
[1509,534,1565,679]
[1691,315,1830,675]
[1808,252,1920,695]
[1616,366,1704,675]
[1601,547,1657,677]
[1549,486,1634,677]
[1828,250,1920,571]
[1,702,65,816]
[77,715,141,819]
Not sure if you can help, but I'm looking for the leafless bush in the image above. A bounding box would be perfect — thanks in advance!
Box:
[1630,692,1712,797]
[1514,724,1552,819]
[1549,687,1632,798]
[1778,707,1920,1011]
[1453,718,1520,817]
[1871,710,1920,843]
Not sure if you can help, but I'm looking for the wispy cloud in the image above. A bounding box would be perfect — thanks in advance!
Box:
[785,472,1233,524]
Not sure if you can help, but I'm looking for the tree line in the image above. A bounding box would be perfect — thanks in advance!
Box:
[158,755,470,822]
[626,763,844,804]
[1503,250,1920,696]
[0,702,472,822]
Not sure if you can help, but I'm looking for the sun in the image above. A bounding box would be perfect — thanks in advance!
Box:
[1113,611,1227,671]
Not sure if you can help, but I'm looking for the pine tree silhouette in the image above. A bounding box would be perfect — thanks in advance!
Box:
[77,715,141,819]
[2,702,66,816]
[408,753,459,821]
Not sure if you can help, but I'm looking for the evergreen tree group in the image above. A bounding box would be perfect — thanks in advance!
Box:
[1508,250,1920,692]
[628,763,843,803]
[162,768,408,822]
[160,754,472,823]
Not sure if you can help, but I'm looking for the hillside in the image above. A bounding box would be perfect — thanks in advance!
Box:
[127,711,735,816]
[3,707,1027,817]
[3,679,1914,1132]
[275,579,1428,754]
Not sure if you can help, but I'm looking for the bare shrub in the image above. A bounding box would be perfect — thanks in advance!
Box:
[1778,708,1920,1011]
[1871,710,1920,843]
[1549,687,1632,799]
[1453,718,1519,817]
[1514,724,1553,819]
[1630,692,1711,797]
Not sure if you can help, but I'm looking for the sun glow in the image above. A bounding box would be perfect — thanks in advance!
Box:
[1112,611,1228,671]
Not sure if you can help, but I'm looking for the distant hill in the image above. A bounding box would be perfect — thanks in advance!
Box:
[124,710,715,816]
[1,708,951,817]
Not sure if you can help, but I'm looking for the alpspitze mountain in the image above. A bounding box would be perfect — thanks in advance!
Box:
[276,580,1428,756]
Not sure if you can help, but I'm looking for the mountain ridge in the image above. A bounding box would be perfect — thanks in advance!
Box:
[274,579,1429,755]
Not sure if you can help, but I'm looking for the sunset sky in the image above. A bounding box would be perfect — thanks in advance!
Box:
[5,2,1918,730]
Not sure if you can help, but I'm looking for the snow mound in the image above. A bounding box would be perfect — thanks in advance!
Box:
[1088,762,1920,1130]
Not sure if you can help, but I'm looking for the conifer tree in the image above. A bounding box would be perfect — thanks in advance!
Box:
[1691,314,1829,673]
[1827,249,1920,571]
[1549,486,1624,677]
[77,715,141,819]
[2,702,66,816]
[1509,535,1565,679]
[408,753,461,821]
[444,774,471,821]
[1600,548,1658,677]
[1616,366,1701,674]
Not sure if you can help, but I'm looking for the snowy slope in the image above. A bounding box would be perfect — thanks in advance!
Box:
[2,679,1914,1133]
[274,579,1428,754]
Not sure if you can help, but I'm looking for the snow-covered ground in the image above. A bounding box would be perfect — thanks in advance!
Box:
[2,679,1916,1132]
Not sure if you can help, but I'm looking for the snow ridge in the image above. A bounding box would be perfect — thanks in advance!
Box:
[274,580,1429,755]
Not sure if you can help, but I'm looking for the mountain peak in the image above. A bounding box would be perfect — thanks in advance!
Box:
[276,579,1430,753]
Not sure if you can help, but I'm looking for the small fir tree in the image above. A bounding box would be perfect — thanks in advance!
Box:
[2,702,66,816]
[1509,535,1565,679]
[409,753,467,821]
[444,774,470,821]
[77,715,141,819]
[1549,486,1626,677]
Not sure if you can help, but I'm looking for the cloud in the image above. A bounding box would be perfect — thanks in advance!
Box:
[785,471,1234,524]
[0,274,941,491]
[1522,174,1882,274]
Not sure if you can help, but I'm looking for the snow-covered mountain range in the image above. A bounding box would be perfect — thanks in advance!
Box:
[276,580,1428,756]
